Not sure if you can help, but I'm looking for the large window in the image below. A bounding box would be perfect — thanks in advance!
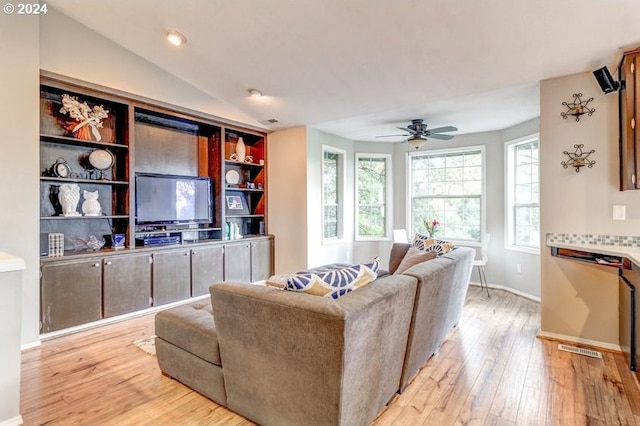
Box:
[322,146,345,240]
[356,153,391,240]
[408,147,484,241]
[506,134,539,252]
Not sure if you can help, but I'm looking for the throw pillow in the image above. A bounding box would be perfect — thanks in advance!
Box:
[285,257,380,299]
[394,247,437,274]
[265,274,291,289]
[412,233,455,255]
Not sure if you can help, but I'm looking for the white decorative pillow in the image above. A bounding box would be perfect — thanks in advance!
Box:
[412,233,455,256]
[285,257,380,299]
[265,274,292,289]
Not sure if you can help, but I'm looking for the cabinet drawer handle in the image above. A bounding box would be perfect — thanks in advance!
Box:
[184,252,190,256]
[105,261,112,266]
[192,251,198,255]
[93,263,100,268]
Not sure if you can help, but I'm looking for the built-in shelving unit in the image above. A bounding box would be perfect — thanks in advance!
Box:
[38,73,273,334]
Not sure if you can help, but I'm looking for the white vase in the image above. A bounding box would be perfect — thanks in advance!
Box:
[82,190,102,216]
[235,137,246,162]
[59,184,81,216]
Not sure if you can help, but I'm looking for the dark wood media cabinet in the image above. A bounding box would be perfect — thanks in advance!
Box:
[39,72,272,335]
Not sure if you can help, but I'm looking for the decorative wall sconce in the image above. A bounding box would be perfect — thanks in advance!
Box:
[561,93,595,122]
[561,144,595,172]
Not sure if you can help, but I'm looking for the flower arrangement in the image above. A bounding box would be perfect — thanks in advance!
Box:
[59,94,109,142]
[423,219,440,238]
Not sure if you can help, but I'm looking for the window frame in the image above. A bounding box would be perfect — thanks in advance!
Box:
[355,153,392,241]
[504,133,540,255]
[322,145,346,243]
[406,145,486,244]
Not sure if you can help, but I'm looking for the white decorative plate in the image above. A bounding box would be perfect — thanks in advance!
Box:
[225,170,240,185]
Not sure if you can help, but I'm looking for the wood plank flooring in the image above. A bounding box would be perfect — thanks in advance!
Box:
[20,286,640,425]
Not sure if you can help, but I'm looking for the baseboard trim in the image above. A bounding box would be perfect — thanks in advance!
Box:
[0,414,23,426]
[469,281,540,302]
[536,330,622,353]
[21,340,41,351]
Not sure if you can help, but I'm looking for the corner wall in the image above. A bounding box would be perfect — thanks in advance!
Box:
[540,70,640,345]
[0,13,41,347]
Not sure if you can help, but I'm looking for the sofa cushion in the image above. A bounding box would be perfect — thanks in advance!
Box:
[155,301,221,366]
[412,234,455,255]
[388,243,411,274]
[394,247,437,274]
[285,257,380,299]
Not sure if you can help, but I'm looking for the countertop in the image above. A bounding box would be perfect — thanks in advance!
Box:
[0,252,26,273]
[547,240,640,266]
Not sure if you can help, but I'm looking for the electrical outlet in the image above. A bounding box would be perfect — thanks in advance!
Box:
[613,205,626,221]
[517,264,522,274]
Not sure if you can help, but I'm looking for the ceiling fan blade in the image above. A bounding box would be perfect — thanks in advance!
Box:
[426,126,457,134]
[396,126,417,133]
[376,134,409,138]
[427,133,454,140]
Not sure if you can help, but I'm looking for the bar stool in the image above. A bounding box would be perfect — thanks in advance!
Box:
[474,234,490,297]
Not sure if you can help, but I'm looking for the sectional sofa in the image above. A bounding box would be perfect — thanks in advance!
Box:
[155,243,475,425]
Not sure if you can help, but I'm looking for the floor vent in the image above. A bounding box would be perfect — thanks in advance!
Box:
[557,344,603,359]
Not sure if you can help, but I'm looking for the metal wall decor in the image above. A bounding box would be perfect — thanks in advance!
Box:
[561,93,595,122]
[561,144,595,172]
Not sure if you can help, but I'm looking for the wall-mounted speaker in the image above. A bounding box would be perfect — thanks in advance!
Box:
[593,66,620,94]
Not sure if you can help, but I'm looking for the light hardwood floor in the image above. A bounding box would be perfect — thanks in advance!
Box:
[20,286,640,425]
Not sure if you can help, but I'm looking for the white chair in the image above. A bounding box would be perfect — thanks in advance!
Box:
[392,229,409,244]
[474,234,490,297]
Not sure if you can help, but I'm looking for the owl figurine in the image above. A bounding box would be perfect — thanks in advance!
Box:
[81,190,102,216]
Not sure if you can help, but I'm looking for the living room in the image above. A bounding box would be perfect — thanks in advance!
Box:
[2,1,640,425]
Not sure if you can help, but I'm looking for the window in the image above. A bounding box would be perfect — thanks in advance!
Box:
[356,154,391,239]
[322,146,345,240]
[506,134,539,252]
[408,147,484,241]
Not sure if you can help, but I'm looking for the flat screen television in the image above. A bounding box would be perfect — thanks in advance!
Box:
[135,173,213,225]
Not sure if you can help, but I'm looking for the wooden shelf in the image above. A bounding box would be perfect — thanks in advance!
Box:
[41,215,129,220]
[41,177,129,186]
[224,159,263,168]
[40,134,128,150]
[225,214,265,219]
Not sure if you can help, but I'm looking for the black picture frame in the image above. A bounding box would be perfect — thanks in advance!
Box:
[225,191,250,215]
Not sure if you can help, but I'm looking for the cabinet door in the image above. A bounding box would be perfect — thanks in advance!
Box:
[224,242,251,282]
[152,249,191,306]
[620,53,639,190]
[41,260,102,333]
[191,245,224,297]
[103,253,152,318]
[620,263,640,373]
[251,239,273,282]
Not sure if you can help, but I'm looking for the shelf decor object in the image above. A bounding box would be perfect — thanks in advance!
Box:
[81,190,102,216]
[235,137,246,162]
[561,93,595,122]
[59,93,109,141]
[561,144,596,172]
[58,183,81,216]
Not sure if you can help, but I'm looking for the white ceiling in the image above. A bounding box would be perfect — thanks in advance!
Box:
[47,0,640,141]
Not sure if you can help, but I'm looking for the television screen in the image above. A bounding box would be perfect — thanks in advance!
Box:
[135,173,212,224]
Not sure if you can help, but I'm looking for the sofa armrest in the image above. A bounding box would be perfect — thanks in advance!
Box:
[209,274,417,426]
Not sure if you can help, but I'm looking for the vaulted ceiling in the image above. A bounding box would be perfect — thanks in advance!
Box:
[47,0,640,141]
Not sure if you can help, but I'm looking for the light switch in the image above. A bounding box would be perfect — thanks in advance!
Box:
[613,205,626,221]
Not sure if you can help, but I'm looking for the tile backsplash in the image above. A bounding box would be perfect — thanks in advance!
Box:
[546,233,640,247]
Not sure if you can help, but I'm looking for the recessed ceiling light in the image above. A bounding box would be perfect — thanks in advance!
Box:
[167,30,187,46]
[248,88,262,97]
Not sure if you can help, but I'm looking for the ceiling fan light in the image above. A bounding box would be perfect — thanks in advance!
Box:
[407,136,426,150]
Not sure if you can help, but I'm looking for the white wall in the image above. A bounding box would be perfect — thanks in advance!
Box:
[267,127,308,274]
[0,13,41,347]
[540,70,640,345]
[390,120,542,298]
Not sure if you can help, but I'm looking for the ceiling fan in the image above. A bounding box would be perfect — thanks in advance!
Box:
[377,119,457,149]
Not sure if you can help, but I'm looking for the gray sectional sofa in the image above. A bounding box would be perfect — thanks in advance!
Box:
[155,243,475,426]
